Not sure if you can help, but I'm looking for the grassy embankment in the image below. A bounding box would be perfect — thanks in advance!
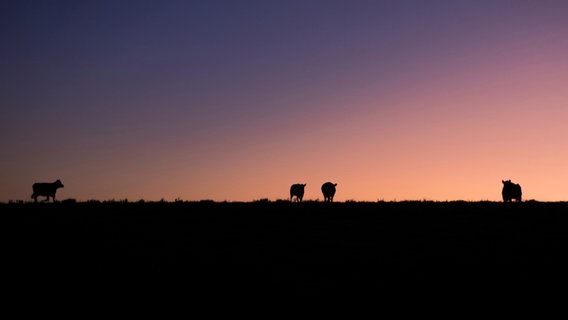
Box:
[5,200,568,294]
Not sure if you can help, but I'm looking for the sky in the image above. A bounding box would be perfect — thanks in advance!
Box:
[1,0,567,202]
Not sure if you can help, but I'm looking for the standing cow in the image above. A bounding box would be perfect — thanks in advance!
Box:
[290,183,306,202]
[321,182,337,202]
[31,179,64,202]
[502,179,522,202]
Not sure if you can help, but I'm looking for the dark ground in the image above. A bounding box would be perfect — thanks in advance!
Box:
[5,201,568,299]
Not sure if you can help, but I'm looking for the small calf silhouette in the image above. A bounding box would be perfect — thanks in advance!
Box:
[31,179,64,202]
[290,183,306,202]
[502,179,522,202]
[321,182,337,202]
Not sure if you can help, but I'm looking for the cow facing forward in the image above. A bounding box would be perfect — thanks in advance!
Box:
[290,183,306,202]
[31,179,64,202]
[321,182,337,202]
[502,179,522,202]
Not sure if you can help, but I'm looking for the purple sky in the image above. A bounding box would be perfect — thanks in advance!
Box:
[2,1,568,202]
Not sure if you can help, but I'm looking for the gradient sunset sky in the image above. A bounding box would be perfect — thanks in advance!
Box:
[2,0,567,202]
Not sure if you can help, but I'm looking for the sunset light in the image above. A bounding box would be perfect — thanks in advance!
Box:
[2,0,567,202]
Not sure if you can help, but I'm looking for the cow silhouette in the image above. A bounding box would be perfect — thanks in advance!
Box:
[502,179,522,202]
[321,182,337,202]
[290,183,306,202]
[31,179,64,202]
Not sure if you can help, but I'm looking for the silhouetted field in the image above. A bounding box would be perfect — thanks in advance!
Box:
[5,200,568,297]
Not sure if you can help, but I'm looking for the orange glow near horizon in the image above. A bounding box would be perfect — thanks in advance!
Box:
[2,1,568,203]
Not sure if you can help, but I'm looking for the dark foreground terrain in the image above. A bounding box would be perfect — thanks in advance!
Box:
[5,200,568,298]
